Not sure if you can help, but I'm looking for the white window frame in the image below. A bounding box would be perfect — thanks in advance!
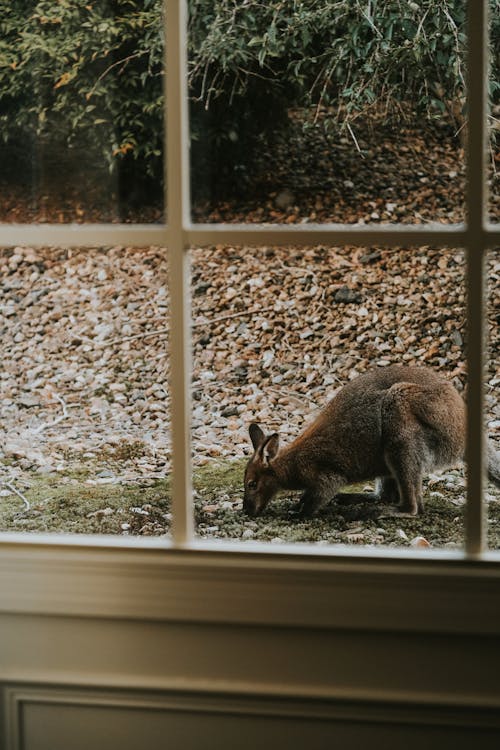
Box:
[0,0,500,629]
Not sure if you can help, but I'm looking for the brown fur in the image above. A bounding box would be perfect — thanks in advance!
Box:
[243,365,498,518]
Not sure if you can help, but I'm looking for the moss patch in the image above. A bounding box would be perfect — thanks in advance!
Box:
[194,458,246,494]
[1,457,499,550]
[0,470,171,536]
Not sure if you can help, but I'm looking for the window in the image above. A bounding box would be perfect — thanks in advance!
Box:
[0,0,499,570]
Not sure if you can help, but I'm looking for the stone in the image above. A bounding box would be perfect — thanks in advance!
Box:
[334,286,362,304]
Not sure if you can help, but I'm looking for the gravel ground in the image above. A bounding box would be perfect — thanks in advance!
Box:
[1,244,498,472]
[1,244,499,544]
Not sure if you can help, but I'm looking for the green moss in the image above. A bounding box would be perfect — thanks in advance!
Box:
[0,471,171,536]
[193,458,246,493]
[1,456,499,550]
[488,503,500,550]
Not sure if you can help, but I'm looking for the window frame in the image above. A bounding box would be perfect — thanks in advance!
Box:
[0,0,499,589]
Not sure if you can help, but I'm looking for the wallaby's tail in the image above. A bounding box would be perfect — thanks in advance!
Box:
[488,442,500,487]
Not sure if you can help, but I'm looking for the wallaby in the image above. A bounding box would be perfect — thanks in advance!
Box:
[243,365,500,518]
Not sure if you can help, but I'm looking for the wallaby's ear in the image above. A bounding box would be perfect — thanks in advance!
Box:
[263,433,279,463]
[249,423,265,451]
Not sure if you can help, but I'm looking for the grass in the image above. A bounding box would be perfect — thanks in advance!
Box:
[0,466,171,536]
[1,456,499,549]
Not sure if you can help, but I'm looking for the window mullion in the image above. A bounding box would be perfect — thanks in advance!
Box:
[465,0,489,556]
[165,0,193,545]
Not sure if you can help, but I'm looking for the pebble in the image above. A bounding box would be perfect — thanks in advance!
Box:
[410,536,431,548]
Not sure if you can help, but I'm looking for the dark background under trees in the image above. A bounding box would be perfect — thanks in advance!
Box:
[0,0,498,218]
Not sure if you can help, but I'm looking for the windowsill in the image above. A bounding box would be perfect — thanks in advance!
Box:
[1,532,499,634]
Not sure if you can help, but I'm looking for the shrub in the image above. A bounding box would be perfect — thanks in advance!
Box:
[189,0,499,131]
[0,0,164,182]
[0,1,498,197]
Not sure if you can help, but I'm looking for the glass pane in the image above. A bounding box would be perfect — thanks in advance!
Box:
[487,248,500,548]
[0,2,165,223]
[191,244,467,550]
[0,246,171,536]
[489,2,500,223]
[189,2,466,224]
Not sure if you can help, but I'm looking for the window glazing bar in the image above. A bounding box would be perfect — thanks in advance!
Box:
[1,222,498,252]
[165,0,193,545]
[185,222,472,249]
[465,0,489,556]
[0,224,168,249]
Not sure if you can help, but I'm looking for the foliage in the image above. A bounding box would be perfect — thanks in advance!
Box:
[188,0,498,194]
[0,1,498,194]
[0,0,164,179]
[190,0,499,128]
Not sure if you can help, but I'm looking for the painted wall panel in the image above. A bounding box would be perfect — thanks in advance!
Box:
[11,693,500,750]
[1,614,500,704]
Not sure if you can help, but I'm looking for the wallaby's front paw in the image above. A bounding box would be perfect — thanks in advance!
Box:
[291,497,320,520]
[298,507,317,520]
[292,491,320,519]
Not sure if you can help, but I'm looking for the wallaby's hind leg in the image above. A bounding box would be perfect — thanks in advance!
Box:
[382,451,423,516]
[379,382,432,516]
[380,379,465,517]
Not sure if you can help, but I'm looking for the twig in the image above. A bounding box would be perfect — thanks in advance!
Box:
[346,122,364,158]
[33,395,69,435]
[192,306,276,329]
[0,480,30,512]
[453,120,467,140]
[97,307,277,347]
[489,139,497,177]
[267,385,318,407]
[86,51,148,100]
[360,6,383,38]
[97,327,170,347]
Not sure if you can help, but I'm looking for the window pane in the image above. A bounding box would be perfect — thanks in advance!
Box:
[489,3,500,223]
[0,246,171,536]
[487,248,500,548]
[189,2,466,225]
[0,2,165,223]
[191,244,467,550]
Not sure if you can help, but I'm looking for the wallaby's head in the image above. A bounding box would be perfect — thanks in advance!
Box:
[243,423,281,517]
